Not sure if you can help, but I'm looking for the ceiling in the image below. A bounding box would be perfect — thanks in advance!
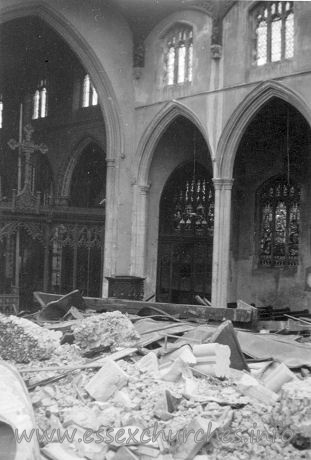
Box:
[109,0,235,41]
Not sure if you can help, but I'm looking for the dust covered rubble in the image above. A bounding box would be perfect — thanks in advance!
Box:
[1,311,310,460]
[26,352,311,459]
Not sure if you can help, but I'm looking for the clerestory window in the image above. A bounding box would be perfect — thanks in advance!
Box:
[253,1,294,66]
[164,24,193,86]
[81,74,98,108]
[32,80,48,119]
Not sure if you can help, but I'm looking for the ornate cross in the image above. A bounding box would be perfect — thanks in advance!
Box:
[8,123,48,194]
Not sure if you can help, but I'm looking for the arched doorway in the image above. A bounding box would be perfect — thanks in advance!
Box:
[231,97,311,309]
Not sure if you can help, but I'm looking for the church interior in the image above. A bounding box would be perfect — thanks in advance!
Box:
[1,0,311,314]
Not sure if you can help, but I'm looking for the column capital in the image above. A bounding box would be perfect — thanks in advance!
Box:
[212,177,234,190]
[138,183,151,195]
[106,158,116,168]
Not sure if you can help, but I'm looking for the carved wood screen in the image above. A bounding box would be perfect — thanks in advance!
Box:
[0,219,104,309]
[156,162,214,304]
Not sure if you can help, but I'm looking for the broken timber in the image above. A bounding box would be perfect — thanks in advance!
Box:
[34,292,257,327]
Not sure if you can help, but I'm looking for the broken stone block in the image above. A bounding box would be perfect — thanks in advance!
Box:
[192,343,231,378]
[238,373,279,405]
[159,358,190,382]
[261,362,297,393]
[113,389,133,409]
[136,445,161,458]
[41,443,86,460]
[112,446,139,460]
[85,359,128,401]
[183,377,198,398]
[160,345,197,366]
[136,352,159,377]
[63,406,101,431]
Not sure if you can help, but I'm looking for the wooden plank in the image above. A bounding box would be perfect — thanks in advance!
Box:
[33,292,257,324]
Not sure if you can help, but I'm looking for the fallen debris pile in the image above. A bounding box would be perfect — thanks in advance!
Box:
[0,309,311,460]
[0,314,61,363]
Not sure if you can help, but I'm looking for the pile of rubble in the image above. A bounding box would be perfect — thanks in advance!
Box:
[72,311,140,352]
[0,313,62,362]
[1,310,311,460]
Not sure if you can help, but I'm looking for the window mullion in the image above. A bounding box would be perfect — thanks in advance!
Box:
[185,40,189,82]
[267,6,272,62]
[174,45,178,84]
[281,4,286,60]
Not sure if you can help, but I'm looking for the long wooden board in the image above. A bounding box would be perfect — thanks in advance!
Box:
[34,292,257,326]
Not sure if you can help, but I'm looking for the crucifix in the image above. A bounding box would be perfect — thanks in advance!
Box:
[8,123,48,196]
[7,113,48,292]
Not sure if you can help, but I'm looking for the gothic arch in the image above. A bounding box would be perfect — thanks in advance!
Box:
[0,1,123,162]
[60,136,104,198]
[216,81,311,178]
[135,101,213,186]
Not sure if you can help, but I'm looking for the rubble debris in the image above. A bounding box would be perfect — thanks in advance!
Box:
[41,443,84,460]
[160,345,197,366]
[136,352,159,377]
[192,343,231,379]
[261,362,297,393]
[0,314,61,362]
[208,320,249,371]
[1,302,311,460]
[85,358,128,401]
[273,378,311,442]
[38,290,86,321]
[237,373,279,405]
[72,311,140,352]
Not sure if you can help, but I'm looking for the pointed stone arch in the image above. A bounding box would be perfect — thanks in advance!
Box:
[0,1,123,162]
[216,81,311,179]
[60,136,105,199]
[135,100,213,187]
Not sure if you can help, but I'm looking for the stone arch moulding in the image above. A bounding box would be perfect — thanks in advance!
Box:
[0,0,123,162]
[216,80,311,179]
[59,135,105,199]
[135,100,213,187]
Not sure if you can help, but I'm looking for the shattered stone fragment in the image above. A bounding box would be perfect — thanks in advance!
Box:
[85,358,128,401]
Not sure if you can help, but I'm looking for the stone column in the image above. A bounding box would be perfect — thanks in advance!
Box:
[102,158,116,297]
[211,178,234,308]
[130,183,150,277]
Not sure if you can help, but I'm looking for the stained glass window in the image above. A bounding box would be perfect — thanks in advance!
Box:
[32,80,48,120]
[164,25,193,86]
[253,2,294,66]
[81,74,98,108]
[258,176,300,267]
[160,163,214,237]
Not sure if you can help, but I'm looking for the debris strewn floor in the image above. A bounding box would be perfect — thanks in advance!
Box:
[1,309,311,460]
